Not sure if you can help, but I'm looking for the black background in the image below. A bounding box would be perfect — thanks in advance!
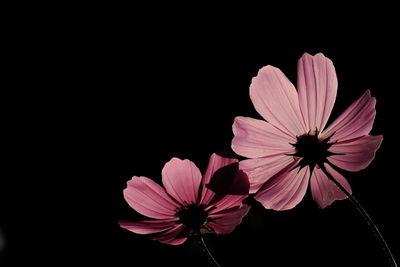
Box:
[2,8,399,267]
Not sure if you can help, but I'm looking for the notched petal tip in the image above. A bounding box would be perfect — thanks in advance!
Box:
[300,52,328,60]
[126,175,141,185]
[302,52,312,57]
[315,52,327,58]
[258,64,277,73]
[166,157,186,165]
[252,65,288,82]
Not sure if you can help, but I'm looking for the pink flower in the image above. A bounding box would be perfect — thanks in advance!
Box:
[232,53,383,210]
[120,153,250,245]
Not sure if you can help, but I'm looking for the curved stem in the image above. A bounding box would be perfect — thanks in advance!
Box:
[200,234,221,267]
[320,164,397,267]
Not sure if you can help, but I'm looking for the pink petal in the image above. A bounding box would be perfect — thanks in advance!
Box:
[250,66,306,136]
[207,205,250,234]
[310,164,352,208]
[124,176,179,219]
[151,224,187,245]
[322,90,376,142]
[200,153,238,205]
[232,116,295,158]
[119,219,177,234]
[255,166,310,210]
[297,53,338,132]
[239,154,296,193]
[210,194,247,214]
[206,162,249,198]
[250,66,307,137]
[162,158,202,205]
[329,135,383,171]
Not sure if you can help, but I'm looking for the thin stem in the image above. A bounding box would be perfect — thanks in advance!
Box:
[320,164,397,267]
[200,234,221,267]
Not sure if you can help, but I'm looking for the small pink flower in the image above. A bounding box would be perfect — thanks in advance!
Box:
[120,153,250,245]
[232,53,383,210]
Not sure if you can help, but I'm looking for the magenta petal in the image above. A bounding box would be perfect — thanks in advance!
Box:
[124,176,179,219]
[297,53,338,131]
[329,135,383,171]
[210,194,247,214]
[200,153,238,205]
[232,116,295,158]
[162,158,202,205]
[207,205,250,234]
[250,66,306,137]
[151,224,187,245]
[322,90,376,142]
[239,155,295,193]
[255,166,310,210]
[206,162,249,197]
[310,164,352,208]
[119,219,177,234]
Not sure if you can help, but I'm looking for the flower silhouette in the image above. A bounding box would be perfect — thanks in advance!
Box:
[120,153,250,245]
[232,53,382,210]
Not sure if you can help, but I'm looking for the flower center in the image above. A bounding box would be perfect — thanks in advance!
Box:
[289,130,336,172]
[176,204,208,230]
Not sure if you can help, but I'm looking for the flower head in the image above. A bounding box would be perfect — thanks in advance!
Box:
[232,53,382,210]
[120,153,250,245]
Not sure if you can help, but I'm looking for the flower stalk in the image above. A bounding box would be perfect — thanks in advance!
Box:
[320,164,397,267]
[200,234,221,267]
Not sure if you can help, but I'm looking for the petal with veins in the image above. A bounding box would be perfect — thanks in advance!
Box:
[329,135,383,171]
[162,158,202,205]
[250,66,306,137]
[310,164,352,208]
[124,176,179,219]
[297,53,338,131]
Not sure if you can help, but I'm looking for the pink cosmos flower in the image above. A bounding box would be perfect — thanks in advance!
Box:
[119,153,250,245]
[232,53,383,210]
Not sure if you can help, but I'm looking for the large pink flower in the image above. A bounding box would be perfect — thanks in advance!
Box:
[232,53,383,210]
[120,153,250,245]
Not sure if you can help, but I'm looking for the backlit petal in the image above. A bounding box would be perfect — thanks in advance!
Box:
[210,194,247,214]
[207,205,250,234]
[297,53,338,131]
[310,164,352,208]
[162,158,202,205]
[255,166,310,210]
[151,224,187,245]
[239,154,295,193]
[329,135,383,171]
[322,90,376,142]
[250,66,306,137]
[232,116,294,158]
[124,176,179,219]
[119,219,177,234]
